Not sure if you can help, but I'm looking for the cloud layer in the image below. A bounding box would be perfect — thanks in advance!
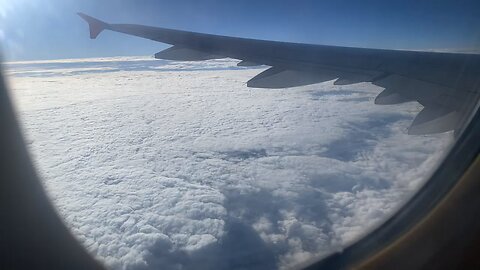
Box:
[7,57,452,269]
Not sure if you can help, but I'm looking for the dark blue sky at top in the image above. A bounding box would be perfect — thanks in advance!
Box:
[0,0,479,61]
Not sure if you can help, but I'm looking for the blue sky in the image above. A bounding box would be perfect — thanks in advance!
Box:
[1,0,479,61]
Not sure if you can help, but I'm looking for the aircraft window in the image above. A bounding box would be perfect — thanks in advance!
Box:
[2,1,478,269]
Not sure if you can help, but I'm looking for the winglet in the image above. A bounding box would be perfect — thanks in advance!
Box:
[77,12,109,39]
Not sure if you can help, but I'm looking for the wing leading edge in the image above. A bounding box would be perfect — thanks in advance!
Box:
[78,13,480,135]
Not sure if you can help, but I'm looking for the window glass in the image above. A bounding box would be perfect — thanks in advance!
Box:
[3,1,478,269]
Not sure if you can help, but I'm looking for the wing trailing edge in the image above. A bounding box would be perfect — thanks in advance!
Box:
[247,67,337,88]
[237,60,261,67]
[408,107,459,135]
[375,89,415,105]
[155,46,224,61]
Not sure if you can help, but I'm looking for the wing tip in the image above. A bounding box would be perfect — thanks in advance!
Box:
[77,12,108,39]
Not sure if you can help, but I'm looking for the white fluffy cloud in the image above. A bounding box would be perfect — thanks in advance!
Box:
[6,57,452,269]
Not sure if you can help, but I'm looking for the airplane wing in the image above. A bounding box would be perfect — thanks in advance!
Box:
[78,13,480,135]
